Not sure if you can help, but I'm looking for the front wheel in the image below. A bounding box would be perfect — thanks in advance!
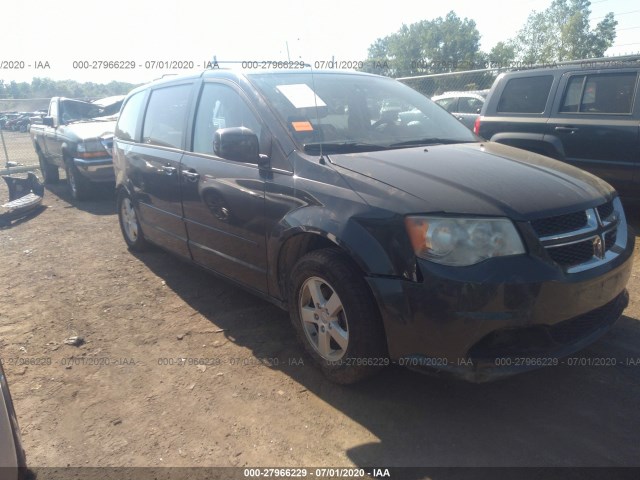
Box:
[117,189,148,251]
[288,248,388,384]
[65,161,91,201]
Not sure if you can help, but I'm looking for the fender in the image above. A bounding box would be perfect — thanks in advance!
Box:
[268,205,408,301]
[490,132,565,160]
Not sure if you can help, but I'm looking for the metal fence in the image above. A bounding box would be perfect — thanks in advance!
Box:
[397,67,507,97]
[396,53,640,98]
[0,99,50,174]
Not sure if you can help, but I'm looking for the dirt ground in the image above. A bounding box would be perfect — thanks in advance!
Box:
[1,172,640,471]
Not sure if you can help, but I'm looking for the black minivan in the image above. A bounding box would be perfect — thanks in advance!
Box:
[113,69,634,383]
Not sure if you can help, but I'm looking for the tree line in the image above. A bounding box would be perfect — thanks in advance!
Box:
[361,0,618,78]
[0,77,139,100]
[0,0,619,100]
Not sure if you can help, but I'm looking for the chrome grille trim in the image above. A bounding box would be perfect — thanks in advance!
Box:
[533,197,627,273]
[538,208,598,243]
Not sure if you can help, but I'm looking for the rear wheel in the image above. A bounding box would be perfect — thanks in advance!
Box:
[288,248,388,384]
[37,151,59,184]
[117,189,148,251]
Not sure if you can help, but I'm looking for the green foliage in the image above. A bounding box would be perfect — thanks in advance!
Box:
[0,77,139,100]
[361,0,617,81]
[488,42,517,67]
[514,0,617,63]
[361,11,484,77]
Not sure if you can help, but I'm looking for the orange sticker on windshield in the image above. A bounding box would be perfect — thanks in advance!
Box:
[292,121,314,132]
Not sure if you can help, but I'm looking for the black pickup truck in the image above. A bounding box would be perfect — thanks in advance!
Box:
[30,96,122,200]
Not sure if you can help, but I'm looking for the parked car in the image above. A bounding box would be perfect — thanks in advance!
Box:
[432,90,488,129]
[114,69,633,384]
[14,113,42,133]
[0,113,16,129]
[475,62,640,200]
[1,113,21,131]
[0,361,27,479]
[30,97,118,200]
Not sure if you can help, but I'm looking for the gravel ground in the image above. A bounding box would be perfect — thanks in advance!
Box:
[1,176,639,472]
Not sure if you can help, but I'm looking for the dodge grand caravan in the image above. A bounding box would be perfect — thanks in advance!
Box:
[113,69,634,383]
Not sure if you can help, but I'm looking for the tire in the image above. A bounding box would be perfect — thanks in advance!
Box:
[65,160,91,201]
[288,248,388,384]
[37,151,59,184]
[117,189,148,251]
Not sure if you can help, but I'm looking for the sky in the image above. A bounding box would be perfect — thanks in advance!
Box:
[1,0,639,86]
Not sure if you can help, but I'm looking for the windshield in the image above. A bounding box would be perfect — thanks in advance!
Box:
[248,71,478,153]
[60,98,115,123]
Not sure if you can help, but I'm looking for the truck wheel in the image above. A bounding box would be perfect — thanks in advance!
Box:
[117,189,148,251]
[65,161,91,201]
[37,152,59,184]
[288,248,388,384]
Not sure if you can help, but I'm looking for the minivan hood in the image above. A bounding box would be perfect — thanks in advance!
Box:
[328,142,614,219]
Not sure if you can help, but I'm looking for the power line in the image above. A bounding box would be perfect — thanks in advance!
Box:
[592,9,640,20]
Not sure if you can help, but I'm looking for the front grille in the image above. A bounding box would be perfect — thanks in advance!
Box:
[530,198,624,272]
[548,291,627,344]
[531,210,588,237]
[547,240,594,267]
[597,201,614,221]
[468,291,628,361]
[605,229,617,251]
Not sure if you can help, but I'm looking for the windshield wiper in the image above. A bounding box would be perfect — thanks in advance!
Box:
[389,138,477,148]
[303,141,390,154]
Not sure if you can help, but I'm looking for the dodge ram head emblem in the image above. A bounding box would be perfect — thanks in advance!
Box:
[593,236,605,259]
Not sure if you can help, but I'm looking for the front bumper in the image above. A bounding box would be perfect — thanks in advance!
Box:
[366,230,634,382]
[73,157,115,183]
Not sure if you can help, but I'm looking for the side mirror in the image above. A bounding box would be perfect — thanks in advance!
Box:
[214,127,264,165]
[42,116,54,127]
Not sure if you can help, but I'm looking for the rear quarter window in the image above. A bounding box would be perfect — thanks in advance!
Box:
[115,91,146,141]
[497,75,554,113]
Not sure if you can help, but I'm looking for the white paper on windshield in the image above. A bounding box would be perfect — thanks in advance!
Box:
[276,84,327,109]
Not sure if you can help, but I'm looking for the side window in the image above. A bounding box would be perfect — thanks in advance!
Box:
[192,83,262,156]
[561,72,636,114]
[435,97,457,112]
[142,84,192,149]
[115,91,146,141]
[458,97,484,114]
[497,75,554,113]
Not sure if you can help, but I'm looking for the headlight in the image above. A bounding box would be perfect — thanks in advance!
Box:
[77,139,110,159]
[405,216,525,266]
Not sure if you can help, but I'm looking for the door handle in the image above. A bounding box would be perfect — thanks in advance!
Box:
[554,126,578,133]
[182,169,200,181]
[161,166,177,175]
